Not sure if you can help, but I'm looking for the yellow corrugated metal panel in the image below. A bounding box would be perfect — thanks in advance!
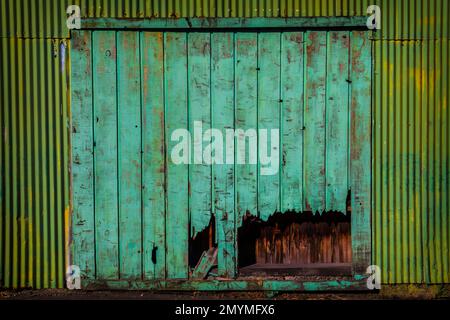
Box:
[0,37,70,288]
[373,38,449,284]
[1,0,448,40]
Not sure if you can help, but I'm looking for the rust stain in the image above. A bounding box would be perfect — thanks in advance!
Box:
[350,106,360,160]
[159,111,165,156]
[81,32,91,75]
[290,33,302,44]
[339,63,346,74]
[342,34,350,48]
[306,40,315,67]
[110,45,117,60]
[286,48,292,64]
[351,48,363,73]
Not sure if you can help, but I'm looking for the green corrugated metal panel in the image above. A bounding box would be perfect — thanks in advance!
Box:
[0,37,70,288]
[373,38,450,284]
[1,0,449,40]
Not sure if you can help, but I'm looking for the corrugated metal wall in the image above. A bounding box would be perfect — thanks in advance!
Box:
[373,40,449,283]
[0,37,70,288]
[0,0,449,287]
[1,0,449,39]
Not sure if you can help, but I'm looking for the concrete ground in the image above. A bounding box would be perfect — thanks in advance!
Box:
[1,285,449,300]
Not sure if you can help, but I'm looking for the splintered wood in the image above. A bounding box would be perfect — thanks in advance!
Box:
[255,222,351,264]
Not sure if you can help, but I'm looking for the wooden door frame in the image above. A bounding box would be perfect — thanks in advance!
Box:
[70,17,372,290]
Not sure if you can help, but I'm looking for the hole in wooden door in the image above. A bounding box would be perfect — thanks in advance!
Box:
[237,209,352,277]
[189,216,216,268]
[189,216,216,271]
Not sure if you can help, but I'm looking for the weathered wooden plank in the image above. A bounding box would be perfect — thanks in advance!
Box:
[350,31,372,274]
[191,248,218,279]
[326,31,350,213]
[81,278,368,291]
[304,31,327,214]
[235,33,258,224]
[141,32,166,280]
[211,32,236,278]
[117,31,142,279]
[258,32,281,221]
[92,31,119,279]
[188,33,212,239]
[82,17,368,30]
[280,32,304,213]
[71,30,96,280]
[165,32,189,279]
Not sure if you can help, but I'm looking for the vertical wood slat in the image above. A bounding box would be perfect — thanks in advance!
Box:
[117,31,142,279]
[350,31,372,274]
[141,32,166,280]
[188,32,212,238]
[211,32,236,278]
[258,32,281,221]
[235,33,258,224]
[71,30,96,280]
[326,31,350,213]
[165,32,189,279]
[304,31,327,214]
[280,32,304,213]
[92,31,119,279]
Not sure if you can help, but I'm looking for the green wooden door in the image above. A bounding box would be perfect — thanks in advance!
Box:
[71,29,371,287]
